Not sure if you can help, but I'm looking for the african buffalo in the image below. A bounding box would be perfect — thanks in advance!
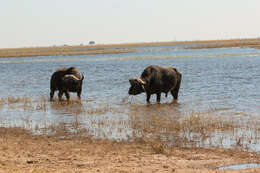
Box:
[60,74,84,101]
[128,65,182,103]
[50,67,84,101]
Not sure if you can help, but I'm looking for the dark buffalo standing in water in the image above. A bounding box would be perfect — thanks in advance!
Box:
[128,65,182,103]
[50,67,84,101]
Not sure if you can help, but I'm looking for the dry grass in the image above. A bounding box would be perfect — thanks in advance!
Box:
[84,38,260,48]
[184,38,260,49]
[125,104,260,152]
[0,98,5,109]
[0,45,135,58]
[1,38,260,58]
[7,95,31,104]
[1,95,260,153]
[2,99,260,172]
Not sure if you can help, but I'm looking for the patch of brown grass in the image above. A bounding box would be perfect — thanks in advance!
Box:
[1,38,260,58]
[35,95,47,112]
[0,98,5,109]
[0,45,135,58]
[127,105,260,151]
[1,95,260,152]
[0,126,32,138]
[7,95,30,104]
[184,38,260,49]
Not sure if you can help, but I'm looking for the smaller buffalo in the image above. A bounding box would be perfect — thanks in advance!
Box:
[50,67,84,101]
[128,65,182,103]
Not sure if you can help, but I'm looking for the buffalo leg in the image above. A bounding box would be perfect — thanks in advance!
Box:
[171,85,180,100]
[146,93,151,103]
[50,90,55,101]
[65,91,70,101]
[171,90,178,100]
[156,93,161,103]
[58,91,64,101]
[171,74,182,100]
[77,90,81,100]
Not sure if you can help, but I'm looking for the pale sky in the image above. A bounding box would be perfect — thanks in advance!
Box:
[1,0,260,48]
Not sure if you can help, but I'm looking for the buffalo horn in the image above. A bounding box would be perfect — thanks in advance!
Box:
[81,73,84,81]
[64,74,80,80]
[136,78,145,85]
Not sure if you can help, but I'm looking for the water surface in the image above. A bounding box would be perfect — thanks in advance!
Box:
[0,45,260,150]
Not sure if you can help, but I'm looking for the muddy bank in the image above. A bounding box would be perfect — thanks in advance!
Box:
[1,127,260,173]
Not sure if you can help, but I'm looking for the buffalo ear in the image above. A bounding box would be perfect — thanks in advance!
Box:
[129,79,135,86]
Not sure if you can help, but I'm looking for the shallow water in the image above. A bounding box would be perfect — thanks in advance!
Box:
[218,163,260,170]
[0,45,260,150]
[1,46,259,112]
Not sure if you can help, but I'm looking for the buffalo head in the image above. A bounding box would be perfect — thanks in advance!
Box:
[61,73,84,92]
[128,78,146,95]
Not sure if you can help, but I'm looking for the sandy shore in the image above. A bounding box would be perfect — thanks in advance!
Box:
[0,127,260,173]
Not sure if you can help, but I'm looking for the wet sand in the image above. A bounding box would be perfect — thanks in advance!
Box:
[1,127,260,173]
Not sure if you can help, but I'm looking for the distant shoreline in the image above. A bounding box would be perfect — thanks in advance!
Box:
[0,38,260,58]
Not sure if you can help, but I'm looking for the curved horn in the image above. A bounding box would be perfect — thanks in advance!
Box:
[63,74,80,81]
[136,78,145,85]
[129,78,145,85]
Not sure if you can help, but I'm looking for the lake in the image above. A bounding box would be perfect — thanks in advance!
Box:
[0,45,260,150]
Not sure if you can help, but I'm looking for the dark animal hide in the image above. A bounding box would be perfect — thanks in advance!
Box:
[50,67,84,101]
[128,65,182,103]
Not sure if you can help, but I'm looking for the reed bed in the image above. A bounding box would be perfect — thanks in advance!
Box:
[184,38,260,49]
[108,38,260,49]
[0,98,5,109]
[1,95,260,152]
[0,46,135,58]
[1,38,260,58]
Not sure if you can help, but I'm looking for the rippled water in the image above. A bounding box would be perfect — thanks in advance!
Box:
[1,46,259,112]
[218,163,260,170]
[0,45,260,149]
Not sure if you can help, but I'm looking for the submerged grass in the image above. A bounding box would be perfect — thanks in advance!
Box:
[1,95,260,152]
[7,95,31,104]
[0,98,5,109]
